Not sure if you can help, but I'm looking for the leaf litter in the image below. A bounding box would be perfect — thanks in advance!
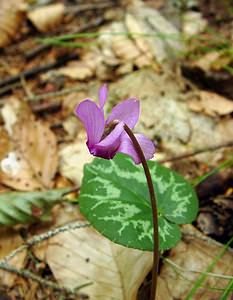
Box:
[0,0,232,299]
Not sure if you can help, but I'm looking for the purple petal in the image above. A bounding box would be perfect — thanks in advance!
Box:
[106,98,140,129]
[91,122,124,159]
[118,133,155,164]
[99,84,108,109]
[75,100,105,148]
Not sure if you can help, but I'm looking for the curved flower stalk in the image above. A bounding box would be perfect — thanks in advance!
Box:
[75,84,155,164]
[75,85,158,300]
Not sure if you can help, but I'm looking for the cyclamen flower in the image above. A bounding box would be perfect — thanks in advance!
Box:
[75,84,155,164]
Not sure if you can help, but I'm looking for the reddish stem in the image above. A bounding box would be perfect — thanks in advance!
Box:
[124,124,159,300]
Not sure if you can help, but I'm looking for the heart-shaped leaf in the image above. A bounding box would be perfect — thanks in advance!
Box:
[79,154,198,251]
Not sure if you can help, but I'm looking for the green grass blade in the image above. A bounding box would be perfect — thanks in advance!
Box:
[184,236,233,300]
[192,156,233,187]
[219,278,233,300]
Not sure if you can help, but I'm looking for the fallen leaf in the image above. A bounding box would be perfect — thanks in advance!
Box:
[0,151,43,191]
[45,219,152,299]
[27,3,65,33]
[129,2,185,62]
[157,225,233,300]
[59,133,92,186]
[1,96,32,136]
[194,51,220,72]
[112,23,141,61]
[188,91,233,116]
[0,228,27,287]
[15,120,58,189]
[182,12,207,36]
[57,61,94,80]
[0,0,26,47]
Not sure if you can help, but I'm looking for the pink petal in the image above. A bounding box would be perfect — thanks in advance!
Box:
[99,84,108,109]
[106,98,140,129]
[118,133,156,164]
[75,100,105,148]
[92,122,125,159]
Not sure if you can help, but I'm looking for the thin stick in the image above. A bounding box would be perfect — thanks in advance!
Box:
[0,262,91,297]
[124,124,159,300]
[1,223,90,263]
[159,141,233,163]
[0,53,77,89]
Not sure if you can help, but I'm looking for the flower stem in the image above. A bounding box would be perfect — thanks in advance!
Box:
[124,124,159,300]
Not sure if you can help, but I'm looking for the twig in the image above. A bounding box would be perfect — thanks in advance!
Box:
[0,53,77,90]
[0,82,22,97]
[164,258,233,280]
[124,124,159,300]
[31,101,62,114]
[1,223,90,263]
[0,262,91,297]
[25,17,105,59]
[26,85,86,102]
[159,141,233,163]
[65,2,116,14]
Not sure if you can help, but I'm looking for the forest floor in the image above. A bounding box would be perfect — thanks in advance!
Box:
[0,0,232,299]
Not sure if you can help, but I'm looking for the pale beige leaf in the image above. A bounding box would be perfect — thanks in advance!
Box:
[112,34,141,61]
[125,14,153,56]
[14,120,58,189]
[194,51,220,72]
[27,3,65,33]
[0,124,41,191]
[1,96,32,136]
[59,133,92,186]
[157,225,233,300]
[58,61,94,80]
[188,91,233,116]
[0,228,27,287]
[200,91,233,116]
[0,0,26,47]
[0,151,43,191]
[182,12,207,36]
[45,221,152,300]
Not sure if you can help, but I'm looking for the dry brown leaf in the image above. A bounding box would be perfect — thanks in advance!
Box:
[57,61,94,80]
[59,132,92,186]
[44,220,152,300]
[194,51,220,72]
[0,100,48,190]
[188,91,233,116]
[1,96,32,136]
[27,3,65,33]
[157,225,233,300]
[14,120,58,189]
[0,151,44,191]
[0,0,26,47]
[112,33,141,61]
[125,14,153,59]
[0,228,27,287]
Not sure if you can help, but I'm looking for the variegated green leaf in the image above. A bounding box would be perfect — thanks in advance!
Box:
[0,188,70,226]
[79,154,198,251]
